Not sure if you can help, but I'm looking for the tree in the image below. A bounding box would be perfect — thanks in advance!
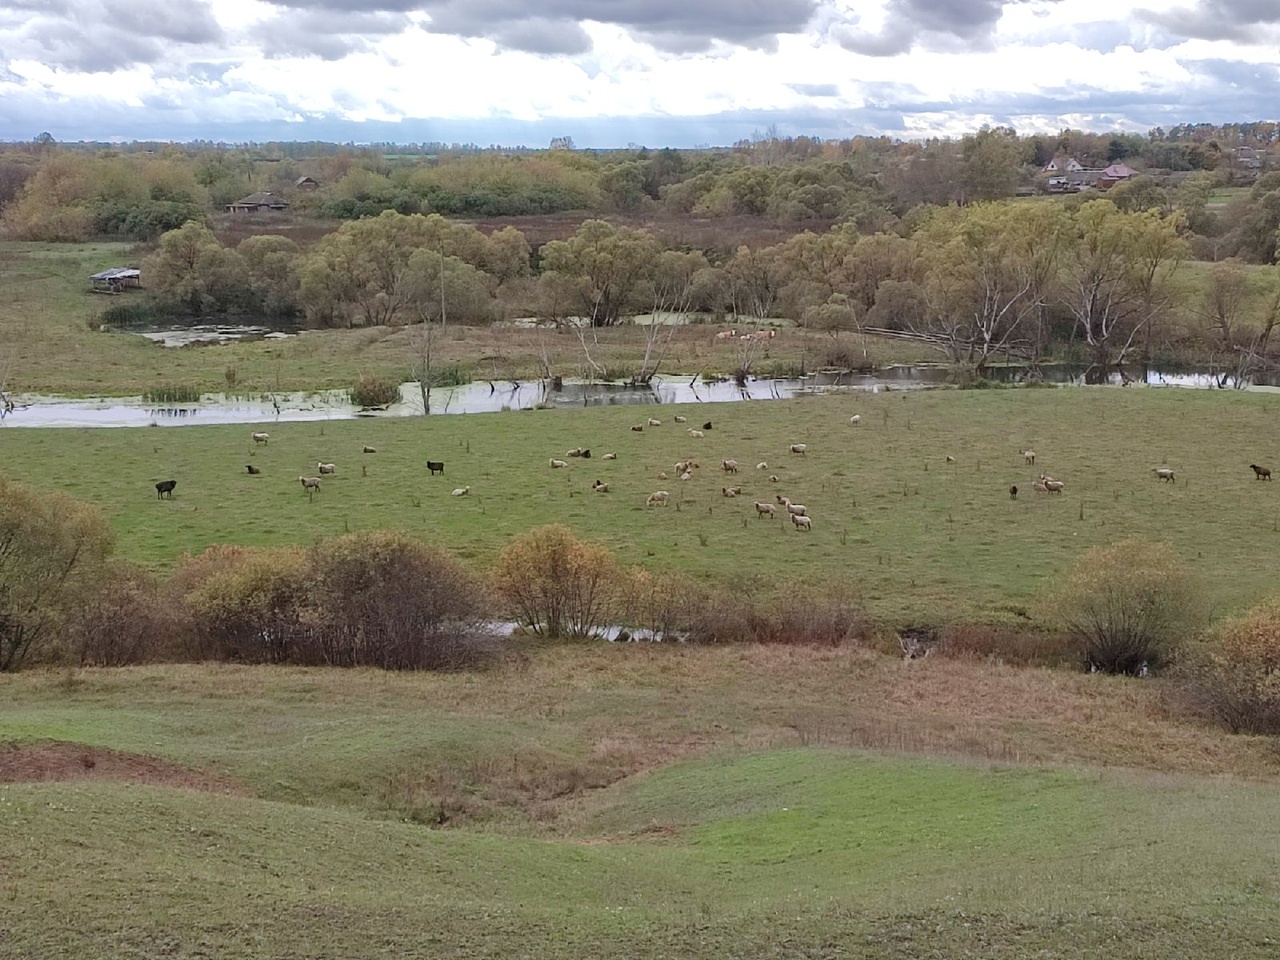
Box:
[0,479,114,670]
[1057,200,1185,372]
[632,249,711,383]
[145,220,245,314]
[538,220,661,326]
[491,525,621,639]
[1196,261,1280,387]
[237,234,300,317]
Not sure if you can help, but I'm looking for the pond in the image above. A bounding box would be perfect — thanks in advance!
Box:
[0,364,1272,429]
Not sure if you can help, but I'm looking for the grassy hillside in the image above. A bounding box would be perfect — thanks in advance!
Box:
[3,654,1279,959]
[4,387,1280,621]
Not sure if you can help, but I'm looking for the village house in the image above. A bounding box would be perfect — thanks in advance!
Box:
[89,267,141,294]
[1042,156,1084,173]
[225,191,290,213]
[294,176,320,190]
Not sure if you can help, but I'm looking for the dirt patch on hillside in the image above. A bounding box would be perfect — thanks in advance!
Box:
[0,740,247,795]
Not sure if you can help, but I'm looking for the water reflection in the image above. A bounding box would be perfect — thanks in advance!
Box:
[1,363,1274,429]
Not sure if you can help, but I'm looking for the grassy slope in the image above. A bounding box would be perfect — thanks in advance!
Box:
[4,386,1280,621]
[0,240,937,397]
[3,656,1280,959]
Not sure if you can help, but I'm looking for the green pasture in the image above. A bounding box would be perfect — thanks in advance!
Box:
[2,659,1279,959]
[5,386,1280,621]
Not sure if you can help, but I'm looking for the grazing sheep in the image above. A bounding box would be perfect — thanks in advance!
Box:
[317,462,336,475]
[155,479,177,499]
[567,447,584,457]
[592,480,610,493]
[426,461,445,476]
[1032,479,1048,494]
[722,486,741,497]
[703,421,713,430]
[754,501,777,518]
[787,503,808,517]
[631,424,645,432]
[791,513,812,531]
[756,461,768,470]
[1250,464,1272,480]
[299,476,321,498]
[768,475,780,483]
[679,471,693,481]
[550,458,569,468]
[790,443,807,455]
[245,464,261,475]
[451,486,470,497]
[658,471,669,480]
[850,415,862,425]
[1009,484,1017,499]
[1152,467,1175,483]
[252,432,269,445]
[1023,450,1036,466]
[1044,479,1065,493]
[646,490,670,507]
[722,459,740,473]
[602,452,617,461]
[675,460,692,474]
[674,415,688,423]
[363,446,377,454]
[648,417,662,426]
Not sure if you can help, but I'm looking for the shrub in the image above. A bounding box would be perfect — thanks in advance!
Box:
[349,375,401,408]
[300,530,496,670]
[936,623,1077,667]
[1173,600,1280,734]
[1043,539,1204,674]
[176,545,309,663]
[70,562,186,666]
[492,525,622,639]
[0,479,115,670]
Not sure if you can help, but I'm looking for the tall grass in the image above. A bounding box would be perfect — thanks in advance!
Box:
[142,384,201,403]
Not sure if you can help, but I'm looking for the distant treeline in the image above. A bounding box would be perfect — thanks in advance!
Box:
[1,123,1277,243]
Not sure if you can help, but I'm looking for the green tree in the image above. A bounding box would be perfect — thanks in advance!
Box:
[538,219,661,326]
[145,220,245,314]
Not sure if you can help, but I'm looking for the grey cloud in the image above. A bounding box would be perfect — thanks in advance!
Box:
[1138,0,1280,43]
[259,10,410,59]
[788,83,840,97]
[1,0,223,71]
[835,0,1059,57]
[261,0,819,54]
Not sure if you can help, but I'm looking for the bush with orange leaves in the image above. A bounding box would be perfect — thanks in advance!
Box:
[1175,600,1280,735]
[492,524,622,639]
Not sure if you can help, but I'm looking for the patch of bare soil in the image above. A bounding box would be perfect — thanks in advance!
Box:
[0,740,247,795]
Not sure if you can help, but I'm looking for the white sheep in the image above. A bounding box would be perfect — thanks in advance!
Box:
[550,458,569,468]
[1044,479,1065,493]
[1152,467,1175,483]
[252,432,270,444]
[646,490,670,507]
[754,501,777,518]
[687,429,704,438]
[602,452,617,460]
[1032,479,1048,493]
[648,417,662,426]
[1023,449,1036,466]
[298,476,321,497]
[317,461,336,475]
[566,447,584,457]
[674,460,691,474]
[756,461,768,470]
[850,415,862,425]
[791,514,812,531]
[722,486,741,497]
[451,486,470,497]
[722,459,739,473]
[776,495,791,506]
[679,471,693,481]
[592,480,610,493]
[658,471,669,480]
[787,503,808,517]
[674,415,688,423]
[790,443,807,455]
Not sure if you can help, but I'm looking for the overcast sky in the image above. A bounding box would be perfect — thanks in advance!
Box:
[0,0,1277,146]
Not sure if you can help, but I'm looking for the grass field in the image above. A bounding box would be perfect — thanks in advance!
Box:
[4,386,1280,622]
[3,653,1280,959]
[0,240,936,397]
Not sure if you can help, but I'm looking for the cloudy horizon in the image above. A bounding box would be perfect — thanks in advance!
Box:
[0,0,1277,147]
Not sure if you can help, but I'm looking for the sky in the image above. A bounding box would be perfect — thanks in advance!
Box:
[0,0,1277,147]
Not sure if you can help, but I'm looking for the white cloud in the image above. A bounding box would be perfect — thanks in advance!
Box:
[0,0,1274,143]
